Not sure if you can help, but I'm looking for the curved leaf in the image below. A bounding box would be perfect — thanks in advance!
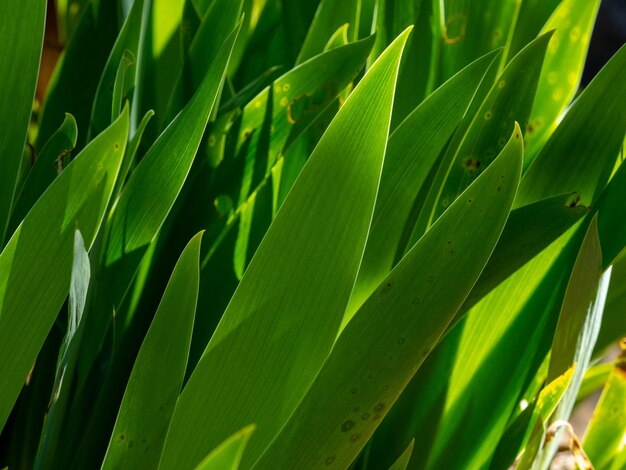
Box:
[347,49,498,317]
[76,20,242,379]
[195,425,256,470]
[524,0,600,163]
[101,232,202,469]
[0,0,46,243]
[0,107,129,429]
[253,125,522,470]
[10,113,78,233]
[160,28,412,469]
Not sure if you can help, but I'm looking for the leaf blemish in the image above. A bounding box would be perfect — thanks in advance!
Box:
[341,419,355,432]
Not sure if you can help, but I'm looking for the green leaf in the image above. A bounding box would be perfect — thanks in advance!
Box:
[37,1,120,151]
[76,20,242,379]
[595,253,626,354]
[137,0,186,137]
[548,216,605,383]
[297,0,360,64]
[101,232,202,470]
[9,113,78,234]
[253,125,522,470]
[164,0,243,127]
[411,33,550,243]
[113,109,155,199]
[536,216,609,470]
[0,107,129,429]
[523,0,600,164]
[160,28,412,469]
[231,35,376,207]
[577,362,613,403]
[436,0,521,81]
[515,365,576,470]
[35,229,90,465]
[460,192,589,314]
[517,43,626,207]
[347,49,498,318]
[388,439,414,470]
[424,224,575,469]
[194,425,256,470]
[0,0,46,244]
[595,158,626,269]
[52,229,91,408]
[583,349,626,469]
[89,0,145,138]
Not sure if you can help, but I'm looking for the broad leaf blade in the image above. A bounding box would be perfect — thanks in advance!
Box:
[348,49,498,317]
[101,232,202,469]
[0,107,129,429]
[253,125,522,470]
[76,20,242,379]
[524,0,600,163]
[10,113,78,233]
[0,0,46,243]
[160,28,412,469]
[89,0,145,137]
[518,43,626,207]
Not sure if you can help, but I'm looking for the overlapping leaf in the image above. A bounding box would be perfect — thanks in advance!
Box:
[160,28,412,469]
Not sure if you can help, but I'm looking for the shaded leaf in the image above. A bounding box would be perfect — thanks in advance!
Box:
[0,107,129,429]
[0,0,46,243]
[101,232,202,469]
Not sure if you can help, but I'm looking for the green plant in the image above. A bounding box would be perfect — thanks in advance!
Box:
[1,0,625,468]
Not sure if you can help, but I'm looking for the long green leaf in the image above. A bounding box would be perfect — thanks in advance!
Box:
[517,43,626,207]
[253,125,522,470]
[36,1,120,151]
[516,366,576,470]
[160,28,412,469]
[411,33,550,243]
[347,49,498,317]
[0,0,46,244]
[89,0,145,137]
[194,425,256,470]
[297,0,360,64]
[0,107,129,429]
[9,113,78,233]
[76,20,242,379]
[388,439,414,470]
[164,0,243,127]
[459,192,589,314]
[583,348,626,469]
[34,229,90,466]
[523,0,600,164]
[101,232,202,469]
[595,252,626,354]
[534,218,607,468]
